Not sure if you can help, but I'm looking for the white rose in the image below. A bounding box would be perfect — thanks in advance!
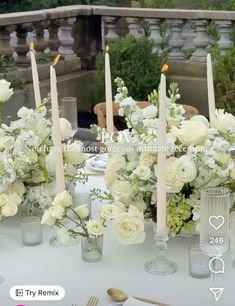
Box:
[41,208,56,225]
[172,120,208,146]
[110,180,133,201]
[86,219,104,236]
[190,115,209,127]
[113,205,146,245]
[75,204,90,219]
[1,193,21,217]
[59,118,73,140]
[0,194,9,207]
[132,165,151,180]
[53,191,72,208]
[0,79,13,103]
[63,141,86,165]
[105,154,126,187]
[211,109,235,134]
[45,149,56,175]
[100,204,119,220]
[139,152,156,167]
[172,155,197,183]
[1,202,18,217]
[51,205,64,220]
[143,105,158,119]
[6,181,25,198]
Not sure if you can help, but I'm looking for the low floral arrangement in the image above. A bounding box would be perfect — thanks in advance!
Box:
[92,77,235,244]
[0,79,87,220]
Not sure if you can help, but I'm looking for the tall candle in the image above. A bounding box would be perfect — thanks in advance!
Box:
[29,42,41,108]
[105,46,114,133]
[50,55,65,193]
[207,54,216,122]
[156,74,167,237]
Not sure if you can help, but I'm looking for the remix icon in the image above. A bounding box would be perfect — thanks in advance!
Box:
[209,288,224,302]
[16,289,24,297]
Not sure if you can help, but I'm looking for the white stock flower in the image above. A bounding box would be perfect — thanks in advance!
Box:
[142,105,158,119]
[120,97,136,107]
[211,109,235,134]
[75,204,90,219]
[173,155,197,183]
[100,204,119,220]
[139,152,156,167]
[53,191,72,208]
[0,79,13,103]
[59,118,73,140]
[113,205,146,245]
[86,219,104,236]
[105,154,126,187]
[172,120,208,146]
[63,141,86,165]
[132,165,151,180]
[41,208,56,225]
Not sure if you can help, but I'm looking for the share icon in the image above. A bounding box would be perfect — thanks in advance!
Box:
[209,288,224,302]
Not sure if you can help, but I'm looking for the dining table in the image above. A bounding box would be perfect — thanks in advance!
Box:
[0,170,235,306]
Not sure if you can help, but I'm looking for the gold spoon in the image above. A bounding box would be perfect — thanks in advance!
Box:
[107,288,170,306]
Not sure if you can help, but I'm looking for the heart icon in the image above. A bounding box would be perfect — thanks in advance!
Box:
[209,215,225,230]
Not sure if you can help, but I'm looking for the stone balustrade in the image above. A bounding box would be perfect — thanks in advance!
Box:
[0,5,234,68]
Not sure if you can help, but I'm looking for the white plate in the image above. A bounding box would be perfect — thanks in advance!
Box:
[86,154,108,172]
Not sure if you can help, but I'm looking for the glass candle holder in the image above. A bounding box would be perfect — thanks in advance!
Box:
[81,235,103,262]
[21,216,43,246]
[188,244,211,278]
[60,96,78,130]
[230,211,235,268]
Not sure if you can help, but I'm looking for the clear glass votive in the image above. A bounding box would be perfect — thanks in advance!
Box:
[60,96,78,130]
[188,244,211,278]
[230,211,235,268]
[81,235,103,262]
[21,216,43,246]
[73,192,91,212]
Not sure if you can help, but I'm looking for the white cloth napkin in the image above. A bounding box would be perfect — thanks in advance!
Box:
[123,297,159,306]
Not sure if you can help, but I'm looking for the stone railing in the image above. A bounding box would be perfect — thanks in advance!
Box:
[0,5,234,67]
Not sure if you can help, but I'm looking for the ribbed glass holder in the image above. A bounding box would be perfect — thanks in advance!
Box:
[145,235,177,275]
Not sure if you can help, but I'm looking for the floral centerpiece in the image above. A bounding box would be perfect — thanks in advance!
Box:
[92,77,235,244]
[0,79,87,220]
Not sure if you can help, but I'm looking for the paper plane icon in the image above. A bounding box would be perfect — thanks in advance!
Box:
[209,288,224,302]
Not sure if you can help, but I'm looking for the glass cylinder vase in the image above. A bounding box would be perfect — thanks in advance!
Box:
[188,244,211,278]
[81,235,103,262]
[60,96,78,130]
[20,216,43,246]
[200,187,230,256]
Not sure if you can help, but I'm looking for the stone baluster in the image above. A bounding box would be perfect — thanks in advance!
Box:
[0,25,15,58]
[168,19,185,59]
[191,20,210,62]
[102,16,119,45]
[146,18,163,54]
[14,23,32,65]
[126,17,141,37]
[215,20,233,53]
[47,20,60,57]
[59,17,77,60]
[34,21,48,57]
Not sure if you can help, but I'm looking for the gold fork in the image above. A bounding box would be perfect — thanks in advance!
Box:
[86,296,99,306]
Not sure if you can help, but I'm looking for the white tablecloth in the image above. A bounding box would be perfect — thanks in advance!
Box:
[0,175,234,306]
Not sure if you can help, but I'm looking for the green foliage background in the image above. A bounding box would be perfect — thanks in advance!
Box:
[91,36,165,104]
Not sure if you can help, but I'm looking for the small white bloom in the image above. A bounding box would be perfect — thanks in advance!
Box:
[120,97,136,107]
[211,109,235,134]
[100,204,119,220]
[142,105,158,119]
[59,118,73,140]
[0,79,13,103]
[133,165,151,180]
[45,149,56,175]
[75,204,90,219]
[173,155,197,183]
[63,141,86,165]
[139,152,156,167]
[190,115,209,127]
[6,180,25,198]
[86,219,104,236]
[51,205,64,220]
[105,154,126,187]
[53,191,72,208]
[41,208,56,225]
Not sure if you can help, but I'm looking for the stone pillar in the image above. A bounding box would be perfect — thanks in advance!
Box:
[102,16,119,45]
[168,19,185,59]
[0,25,15,58]
[47,20,60,57]
[34,21,48,57]
[14,23,32,65]
[191,20,210,62]
[59,17,77,60]
[215,20,233,54]
[126,17,141,37]
[146,18,163,54]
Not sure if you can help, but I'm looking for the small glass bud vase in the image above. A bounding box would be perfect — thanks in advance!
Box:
[188,244,211,278]
[81,235,103,262]
[21,216,43,246]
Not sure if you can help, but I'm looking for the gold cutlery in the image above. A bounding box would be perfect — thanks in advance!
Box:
[107,288,170,306]
[86,296,99,306]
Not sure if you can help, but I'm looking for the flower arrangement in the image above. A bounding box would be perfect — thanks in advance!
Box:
[0,79,87,220]
[92,77,235,243]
